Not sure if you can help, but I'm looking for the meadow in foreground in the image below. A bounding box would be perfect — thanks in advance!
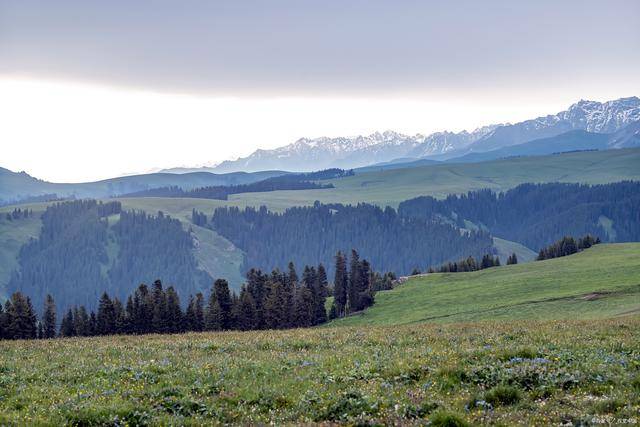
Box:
[1,317,639,425]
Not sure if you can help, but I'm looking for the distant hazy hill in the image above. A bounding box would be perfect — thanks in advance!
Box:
[0,168,287,204]
[209,96,640,172]
[445,121,640,163]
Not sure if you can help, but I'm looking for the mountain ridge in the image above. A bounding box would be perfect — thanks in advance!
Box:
[210,96,640,172]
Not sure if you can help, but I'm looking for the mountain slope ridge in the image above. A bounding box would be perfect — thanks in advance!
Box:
[212,96,640,172]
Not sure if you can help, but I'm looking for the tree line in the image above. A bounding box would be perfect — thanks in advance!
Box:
[207,202,493,278]
[3,207,34,221]
[1,250,376,340]
[536,234,600,261]
[115,169,352,201]
[425,252,514,273]
[397,181,640,250]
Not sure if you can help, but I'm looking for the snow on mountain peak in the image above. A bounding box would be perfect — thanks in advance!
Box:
[210,96,639,173]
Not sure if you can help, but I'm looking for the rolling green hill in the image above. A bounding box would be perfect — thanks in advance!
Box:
[0,167,286,203]
[331,243,640,326]
[2,149,639,298]
[228,148,640,208]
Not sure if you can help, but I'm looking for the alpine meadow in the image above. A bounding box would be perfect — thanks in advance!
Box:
[1,1,640,425]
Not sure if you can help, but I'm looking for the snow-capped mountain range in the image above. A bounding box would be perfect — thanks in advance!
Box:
[209,96,640,173]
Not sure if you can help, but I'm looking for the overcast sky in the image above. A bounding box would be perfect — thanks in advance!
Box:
[1,0,639,182]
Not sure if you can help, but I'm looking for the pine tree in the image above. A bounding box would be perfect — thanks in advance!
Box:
[246,269,267,329]
[165,286,183,333]
[507,253,518,265]
[333,251,348,317]
[205,289,221,331]
[89,311,98,336]
[356,259,373,311]
[293,286,314,327]
[151,280,168,333]
[5,293,37,339]
[42,294,57,339]
[194,292,205,331]
[185,295,197,331]
[113,298,126,334]
[314,264,329,324]
[0,302,6,340]
[213,279,233,330]
[288,261,298,286]
[96,292,115,335]
[264,279,287,329]
[237,286,256,331]
[74,306,90,336]
[60,309,76,337]
[348,249,360,314]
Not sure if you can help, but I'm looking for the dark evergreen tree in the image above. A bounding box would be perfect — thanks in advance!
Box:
[96,292,115,335]
[236,286,256,331]
[0,302,6,340]
[151,280,168,333]
[333,251,348,317]
[165,286,183,333]
[113,298,126,334]
[4,293,37,339]
[42,294,57,339]
[264,279,288,329]
[60,309,76,337]
[194,292,205,331]
[74,306,91,336]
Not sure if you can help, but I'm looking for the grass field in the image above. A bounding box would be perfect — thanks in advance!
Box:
[332,243,640,327]
[1,318,638,425]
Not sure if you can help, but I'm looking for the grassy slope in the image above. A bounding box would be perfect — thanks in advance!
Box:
[0,202,245,294]
[332,243,640,327]
[229,148,640,208]
[1,149,638,293]
[492,237,537,264]
[1,317,638,425]
[118,198,245,288]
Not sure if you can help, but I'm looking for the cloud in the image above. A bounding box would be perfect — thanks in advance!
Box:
[1,0,639,96]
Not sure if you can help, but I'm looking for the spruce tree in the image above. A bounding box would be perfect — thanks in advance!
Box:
[314,264,329,324]
[185,295,197,331]
[165,286,183,333]
[333,251,348,317]
[74,306,90,336]
[96,292,116,335]
[42,294,57,339]
[348,250,360,313]
[264,279,288,329]
[237,286,256,330]
[151,280,168,333]
[288,262,298,286]
[60,309,76,337]
[113,298,126,334]
[293,286,314,327]
[6,293,37,339]
[194,292,205,331]
[213,279,233,330]
[0,302,6,340]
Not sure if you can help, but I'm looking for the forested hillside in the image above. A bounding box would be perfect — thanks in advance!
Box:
[7,200,211,310]
[209,202,494,276]
[398,181,640,250]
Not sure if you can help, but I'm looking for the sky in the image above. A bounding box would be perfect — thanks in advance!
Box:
[1,0,639,182]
